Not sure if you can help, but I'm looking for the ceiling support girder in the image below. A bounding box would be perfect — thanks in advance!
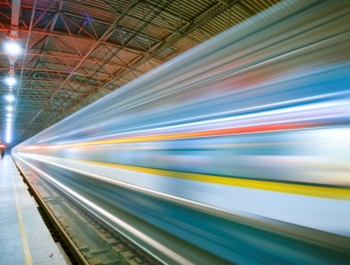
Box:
[10,0,21,37]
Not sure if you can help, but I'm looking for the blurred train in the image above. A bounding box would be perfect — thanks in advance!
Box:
[13,0,350,264]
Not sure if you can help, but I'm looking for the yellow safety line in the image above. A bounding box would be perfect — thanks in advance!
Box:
[73,158,350,199]
[10,165,33,265]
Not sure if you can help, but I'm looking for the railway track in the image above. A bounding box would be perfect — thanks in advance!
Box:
[14,156,158,265]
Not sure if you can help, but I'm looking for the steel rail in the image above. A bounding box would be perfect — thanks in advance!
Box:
[12,156,89,265]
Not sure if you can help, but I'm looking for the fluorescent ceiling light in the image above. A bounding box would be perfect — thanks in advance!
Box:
[6,106,13,111]
[5,94,15,102]
[5,76,16,87]
[6,113,12,117]
[4,41,21,56]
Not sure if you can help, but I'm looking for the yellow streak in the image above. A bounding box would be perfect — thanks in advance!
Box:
[74,159,350,199]
[69,134,195,147]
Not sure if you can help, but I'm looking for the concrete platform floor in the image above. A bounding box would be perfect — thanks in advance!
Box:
[0,154,68,265]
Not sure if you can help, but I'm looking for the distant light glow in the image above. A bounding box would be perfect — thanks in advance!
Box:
[6,113,12,117]
[5,76,16,87]
[6,118,11,122]
[4,41,21,56]
[6,130,11,141]
[6,106,13,111]
[5,94,15,102]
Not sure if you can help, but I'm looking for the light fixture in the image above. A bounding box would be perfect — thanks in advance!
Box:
[4,41,21,56]
[6,106,13,111]
[5,76,16,87]
[6,117,11,121]
[5,94,15,102]
[6,113,12,117]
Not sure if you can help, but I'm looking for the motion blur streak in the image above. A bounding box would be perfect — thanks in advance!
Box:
[13,0,350,264]
[13,154,194,265]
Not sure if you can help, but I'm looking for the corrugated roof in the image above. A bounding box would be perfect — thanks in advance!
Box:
[0,0,280,146]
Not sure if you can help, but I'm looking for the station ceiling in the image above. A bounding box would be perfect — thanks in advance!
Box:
[0,0,279,147]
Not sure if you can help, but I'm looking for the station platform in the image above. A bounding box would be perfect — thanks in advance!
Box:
[0,154,68,265]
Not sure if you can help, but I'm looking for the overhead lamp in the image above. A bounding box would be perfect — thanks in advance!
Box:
[4,41,21,56]
[5,76,16,87]
[5,93,15,102]
[6,113,12,117]
[6,106,13,111]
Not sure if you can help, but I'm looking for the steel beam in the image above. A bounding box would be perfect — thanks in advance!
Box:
[10,0,21,37]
